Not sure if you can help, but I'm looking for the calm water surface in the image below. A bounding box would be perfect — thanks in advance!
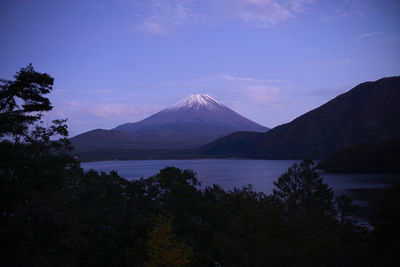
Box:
[81,159,400,194]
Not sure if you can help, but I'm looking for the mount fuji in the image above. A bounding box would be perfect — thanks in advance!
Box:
[70,94,268,156]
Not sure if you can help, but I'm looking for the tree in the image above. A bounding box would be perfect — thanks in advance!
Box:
[146,217,192,267]
[272,160,342,265]
[0,64,75,178]
[0,64,80,266]
[336,194,358,225]
[368,184,400,266]
[273,160,336,220]
[0,63,53,138]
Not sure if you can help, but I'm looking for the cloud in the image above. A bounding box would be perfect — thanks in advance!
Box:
[326,58,352,65]
[135,0,315,34]
[87,103,155,119]
[234,0,291,27]
[312,58,352,66]
[246,85,279,103]
[288,0,315,11]
[47,96,165,136]
[93,89,113,94]
[221,74,282,82]
[63,99,160,120]
[54,98,160,122]
[137,0,201,34]
[357,32,383,39]
[141,21,167,35]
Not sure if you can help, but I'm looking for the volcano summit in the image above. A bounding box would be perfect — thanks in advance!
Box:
[70,94,268,154]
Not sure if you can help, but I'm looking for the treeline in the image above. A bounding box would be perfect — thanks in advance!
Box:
[1,65,400,266]
[318,139,400,173]
[73,148,208,162]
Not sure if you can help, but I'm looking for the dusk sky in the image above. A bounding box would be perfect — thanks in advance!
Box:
[1,0,399,137]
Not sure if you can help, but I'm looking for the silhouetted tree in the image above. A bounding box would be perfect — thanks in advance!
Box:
[272,160,347,266]
[1,66,385,266]
[336,194,358,225]
[273,160,336,220]
[0,63,53,138]
[368,184,400,266]
[0,64,80,266]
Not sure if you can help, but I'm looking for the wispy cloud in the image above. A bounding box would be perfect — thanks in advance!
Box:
[221,74,283,83]
[93,89,114,94]
[356,32,383,39]
[288,0,315,12]
[319,0,367,21]
[137,0,203,34]
[246,85,279,103]
[87,103,158,120]
[312,58,352,66]
[64,98,159,120]
[326,58,352,65]
[48,95,165,135]
[234,0,291,27]
[135,0,315,34]
[141,21,167,34]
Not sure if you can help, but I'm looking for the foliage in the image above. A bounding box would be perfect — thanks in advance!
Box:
[336,194,358,225]
[273,160,336,220]
[368,184,400,266]
[0,63,53,138]
[146,216,192,267]
[318,139,400,173]
[0,64,77,182]
[1,65,398,266]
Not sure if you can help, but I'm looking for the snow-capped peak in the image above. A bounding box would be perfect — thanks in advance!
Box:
[168,94,223,111]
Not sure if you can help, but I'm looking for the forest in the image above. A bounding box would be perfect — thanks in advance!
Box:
[317,139,400,173]
[1,65,399,266]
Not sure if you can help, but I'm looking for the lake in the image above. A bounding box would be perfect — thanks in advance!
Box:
[81,159,400,194]
[82,159,400,223]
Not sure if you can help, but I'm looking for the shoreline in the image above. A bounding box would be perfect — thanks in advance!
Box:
[344,188,388,220]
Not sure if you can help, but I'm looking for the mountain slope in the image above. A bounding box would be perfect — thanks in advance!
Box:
[201,131,266,158]
[202,76,400,159]
[70,94,268,154]
[112,94,268,149]
[317,139,400,173]
[70,129,140,152]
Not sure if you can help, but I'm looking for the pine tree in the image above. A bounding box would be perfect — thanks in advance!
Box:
[146,217,192,267]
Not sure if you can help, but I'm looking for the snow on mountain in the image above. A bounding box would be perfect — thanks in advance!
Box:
[167,94,223,111]
[71,94,269,151]
[112,93,268,148]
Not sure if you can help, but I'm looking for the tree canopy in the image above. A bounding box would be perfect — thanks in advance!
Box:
[1,65,399,266]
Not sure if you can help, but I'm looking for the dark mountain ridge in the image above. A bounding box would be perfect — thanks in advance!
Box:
[202,76,400,159]
[317,138,400,173]
[69,129,140,152]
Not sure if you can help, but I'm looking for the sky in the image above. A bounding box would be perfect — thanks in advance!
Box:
[1,0,399,137]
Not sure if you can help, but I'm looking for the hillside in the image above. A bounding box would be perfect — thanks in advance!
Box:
[70,94,268,159]
[317,139,400,173]
[202,76,400,159]
[112,94,268,149]
[70,129,141,152]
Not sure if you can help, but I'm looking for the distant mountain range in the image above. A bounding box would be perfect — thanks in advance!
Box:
[70,94,268,156]
[71,76,400,161]
[202,76,400,159]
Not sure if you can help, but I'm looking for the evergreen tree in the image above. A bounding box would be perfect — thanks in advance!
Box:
[0,64,80,266]
[0,63,53,138]
[146,217,192,267]
[273,160,336,220]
